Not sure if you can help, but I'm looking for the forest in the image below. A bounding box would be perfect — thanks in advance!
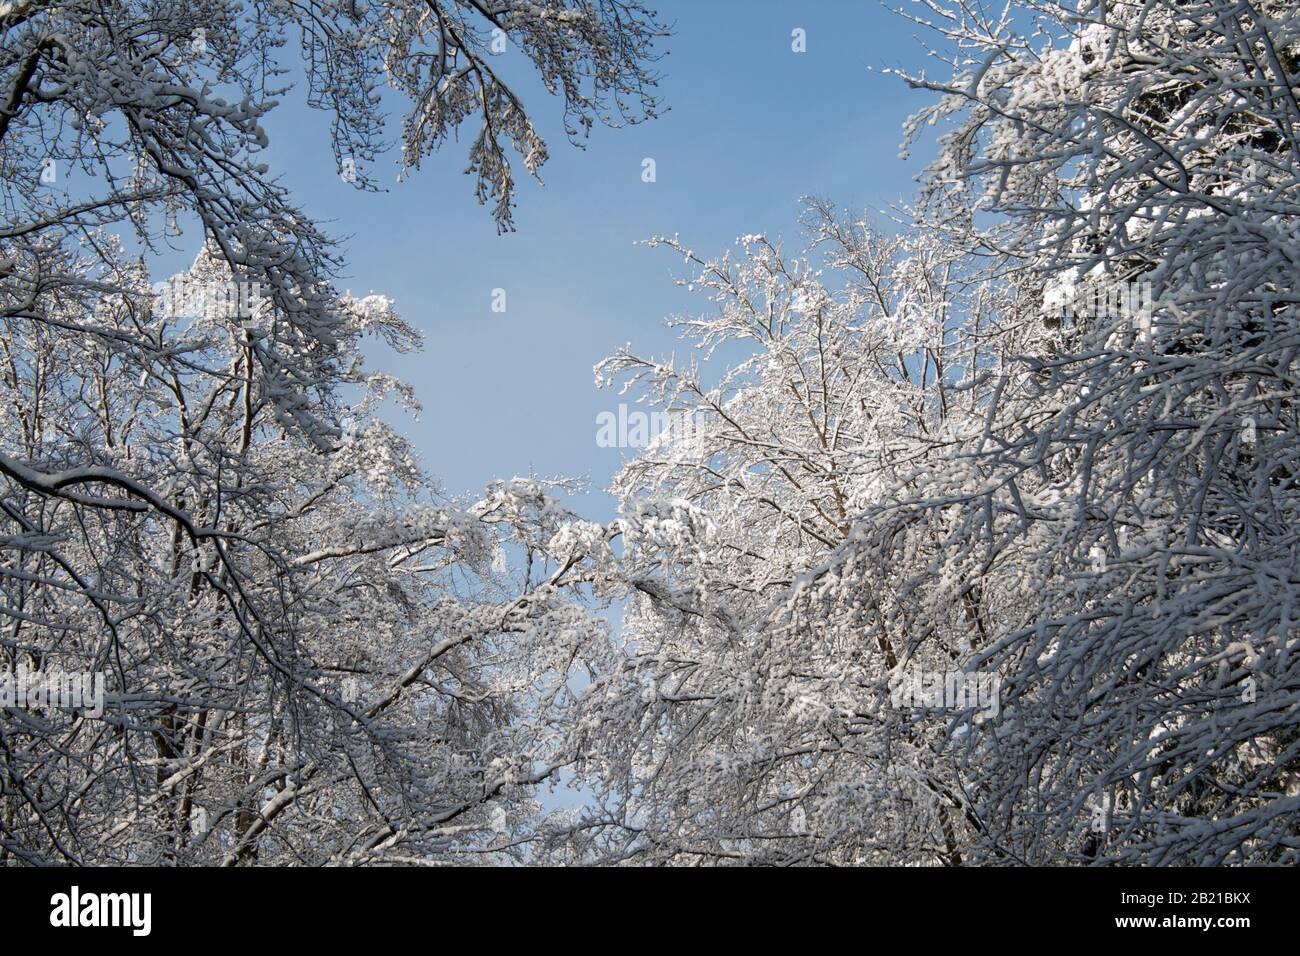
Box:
[0,0,1297,867]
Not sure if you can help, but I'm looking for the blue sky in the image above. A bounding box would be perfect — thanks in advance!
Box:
[251,1,936,518]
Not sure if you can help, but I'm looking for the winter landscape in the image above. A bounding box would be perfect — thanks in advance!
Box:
[1,0,1298,872]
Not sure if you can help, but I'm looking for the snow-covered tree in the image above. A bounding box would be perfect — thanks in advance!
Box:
[0,0,663,864]
[0,244,619,864]
[562,0,1300,866]
[879,0,1300,864]
[548,204,1021,864]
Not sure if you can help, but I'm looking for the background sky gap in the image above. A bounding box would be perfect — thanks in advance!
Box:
[170,1,936,518]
